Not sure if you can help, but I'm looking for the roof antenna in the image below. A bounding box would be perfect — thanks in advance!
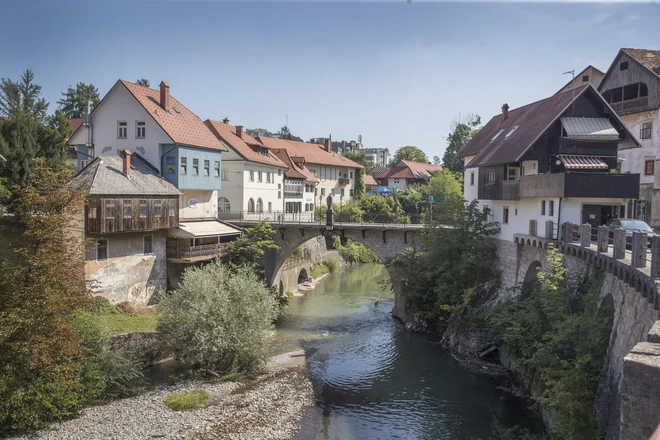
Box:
[563,70,576,115]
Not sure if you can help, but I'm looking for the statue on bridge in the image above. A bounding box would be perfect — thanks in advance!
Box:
[326,195,334,231]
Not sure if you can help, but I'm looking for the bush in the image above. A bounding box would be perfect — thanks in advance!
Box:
[86,296,119,315]
[310,263,329,279]
[164,389,209,411]
[323,257,339,273]
[158,262,278,376]
[488,418,547,440]
[337,240,380,264]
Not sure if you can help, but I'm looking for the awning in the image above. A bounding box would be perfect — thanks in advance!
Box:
[169,220,241,238]
[558,155,609,170]
[560,117,619,140]
[373,187,393,193]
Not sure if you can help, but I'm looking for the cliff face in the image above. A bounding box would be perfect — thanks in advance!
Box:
[392,238,660,440]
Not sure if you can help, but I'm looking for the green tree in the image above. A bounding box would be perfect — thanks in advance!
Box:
[432,155,442,166]
[391,145,429,164]
[135,78,150,87]
[343,151,368,167]
[220,220,278,274]
[443,114,481,173]
[277,126,303,142]
[47,109,74,156]
[353,168,366,200]
[57,82,101,118]
[158,262,278,376]
[426,169,464,211]
[0,160,90,432]
[0,69,49,121]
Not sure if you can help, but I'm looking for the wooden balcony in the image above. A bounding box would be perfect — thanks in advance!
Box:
[479,179,520,201]
[609,96,649,115]
[166,243,227,262]
[520,173,640,199]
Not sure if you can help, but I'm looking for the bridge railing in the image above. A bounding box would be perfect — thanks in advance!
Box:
[217,211,428,227]
[559,222,660,277]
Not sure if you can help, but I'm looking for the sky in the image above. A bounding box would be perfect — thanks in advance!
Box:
[1,1,659,160]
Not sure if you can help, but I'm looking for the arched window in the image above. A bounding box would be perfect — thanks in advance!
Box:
[256,198,263,213]
[248,198,255,213]
[218,197,230,213]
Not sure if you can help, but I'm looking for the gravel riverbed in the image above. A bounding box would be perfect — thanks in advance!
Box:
[10,351,314,440]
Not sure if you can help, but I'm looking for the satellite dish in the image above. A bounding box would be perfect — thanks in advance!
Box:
[556,159,562,165]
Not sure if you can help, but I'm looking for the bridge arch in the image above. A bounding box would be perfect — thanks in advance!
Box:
[523,260,542,285]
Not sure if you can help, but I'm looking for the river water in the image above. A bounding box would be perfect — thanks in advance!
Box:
[271,263,543,440]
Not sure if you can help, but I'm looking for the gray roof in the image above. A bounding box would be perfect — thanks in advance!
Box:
[367,165,388,176]
[76,155,181,196]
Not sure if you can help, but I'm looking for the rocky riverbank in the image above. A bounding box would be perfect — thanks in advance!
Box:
[10,351,314,440]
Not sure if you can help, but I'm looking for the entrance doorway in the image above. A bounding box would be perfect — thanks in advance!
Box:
[582,204,626,240]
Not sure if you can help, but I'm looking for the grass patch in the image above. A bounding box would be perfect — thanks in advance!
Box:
[164,389,209,411]
[97,313,159,336]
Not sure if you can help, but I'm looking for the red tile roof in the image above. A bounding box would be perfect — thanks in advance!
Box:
[257,136,364,169]
[68,118,83,141]
[119,80,225,151]
[376,160,443,181]
[459,85,590,167]
[205,120,286,168]
[363,174,378,186]
[272,149,319,182]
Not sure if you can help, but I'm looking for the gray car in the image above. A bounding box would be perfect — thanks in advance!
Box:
[606,218,655,248]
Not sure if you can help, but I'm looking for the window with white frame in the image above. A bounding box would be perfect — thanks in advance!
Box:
[214,161,220,177]
[180,157,187,175]
[641,122,652,140]
[192,159,199,175]
[470,172,475,186]
[136,121,146,138]
[249,170,254,181]
[123,200,132,218]
[117,121,127,138]
[105,200,115,218]
[168,200,176,217]
[507,167,519,181]
[258,171,263,182]
[203,160,210,176]
[139,200,147,218]
[393,178,400,184]
[154,200,162,217]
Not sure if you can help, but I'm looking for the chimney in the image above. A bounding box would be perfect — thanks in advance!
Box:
[501,103,510,122]
[324,138,331,152]
[159,81,170,110]
[235,125,243,138]
[121,149,132,177]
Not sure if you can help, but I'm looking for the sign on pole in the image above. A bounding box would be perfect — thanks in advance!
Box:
[428,195,435,204]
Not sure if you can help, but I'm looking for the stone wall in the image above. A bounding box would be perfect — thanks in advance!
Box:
[275,236,334,294]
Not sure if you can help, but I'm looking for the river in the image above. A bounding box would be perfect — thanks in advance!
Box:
[270,263,543,440]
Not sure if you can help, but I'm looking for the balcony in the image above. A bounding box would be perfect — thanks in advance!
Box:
[166,243,227,262]
[338,177,351,185]
[609,96,649,115]
[284,191,304,199]
[480,179,520,201]
[520,173,640,199]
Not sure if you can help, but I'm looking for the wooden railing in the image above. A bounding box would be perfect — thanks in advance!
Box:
[166,243,226,260]
[609,96,649,115]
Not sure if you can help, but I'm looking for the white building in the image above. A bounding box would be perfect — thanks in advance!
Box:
[459,84,640,242]
[258,137,363,208]
[205,119,287,217]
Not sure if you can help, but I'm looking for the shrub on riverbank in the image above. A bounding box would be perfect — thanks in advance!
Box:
[164,389,209,411]
[158,262,278,376]
[327,236,380,264]
[490,248,612,440]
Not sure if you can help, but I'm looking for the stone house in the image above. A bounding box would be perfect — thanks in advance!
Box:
[598,48,660,226]
[459,84,641,242]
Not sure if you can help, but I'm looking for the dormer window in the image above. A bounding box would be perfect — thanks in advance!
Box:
[491,129,504,142]
[505,126,519,138]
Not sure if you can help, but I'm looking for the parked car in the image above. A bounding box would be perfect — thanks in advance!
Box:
[606,218,655,249]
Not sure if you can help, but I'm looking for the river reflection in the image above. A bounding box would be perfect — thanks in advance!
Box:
[273,264,542,440]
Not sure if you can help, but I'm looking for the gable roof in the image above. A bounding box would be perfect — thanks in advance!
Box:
[272,148,319,182]
[363,174,378,186]
[204,120,286,168]
[459,84,640,168]
[367,165,388,176]
[257,136,364,169]
[376,160,443,181]
[554,65,604,95]
[75,154,181,196]
[622,48,660,77]
[67,118,83,142]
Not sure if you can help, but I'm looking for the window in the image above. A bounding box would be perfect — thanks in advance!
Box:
[616,161,622,174]
[641,122,652,140]
[486,170,496,183]
[620,61,628,71]
[256,198,263,213]
[258,171,263,182]
[136,121,146,138]
[549,200,555,216]
[139,200,147,218]
[267,172,271,183]
[321,188,326,196]
[166,156,176,174]
[214,161,220,177]
[117,121,127,138]
[503,207,509,224]
[278,183,282,189]
[80,159,89,169]
[203,160,209,176]
[88,199,97,219]
[340,188,345,197]
[249,170,254,181]
[278,191,281,199]
[180,157,187,175]
[507,167,519,181]
[645,160,654,175]
[168,200,176,216]
[221,169,229,181]
[154,200,162,217]
[278,169,281,175]
[192,159,199,175]
[470,172,475,186]
[541,200,546,215]
[491,129,504,142]
[97,239,108,261]
[105,200,115,218]
[268,202,272,212]
[582,75,589,82]
[350,171,353,178]
[123,200,132,217]
[350,189,354,196]
[393,178,400,184]
[143,235,153,254]
[218,197,230,213]
[248,198,255,213]
[331,188,336,196]
[505,126,519,138]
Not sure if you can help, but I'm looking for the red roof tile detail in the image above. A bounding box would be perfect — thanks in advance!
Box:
[205,120,286,168]
[257,136,364,169]
[459,85,591,167]
[68,118,83,141]
[120,80,225,151]
[363,174,378,186]
[272,149,319,182]
[376,160,443,181]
